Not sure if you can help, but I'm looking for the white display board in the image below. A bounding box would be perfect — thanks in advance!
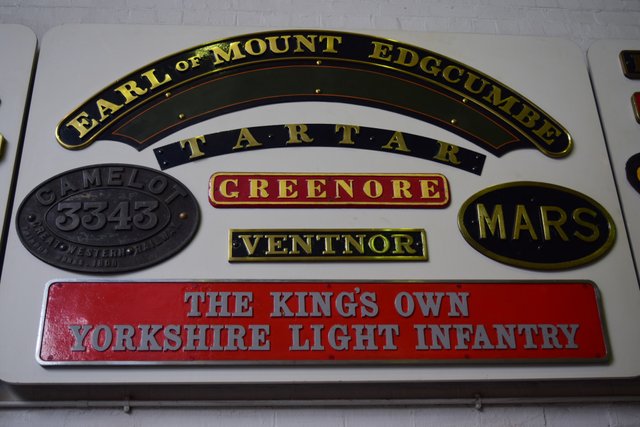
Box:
[0,25,36,254]
[0,25,638,385]
[588,40,640,279]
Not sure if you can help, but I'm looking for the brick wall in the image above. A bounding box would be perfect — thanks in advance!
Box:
[0,0,639,51]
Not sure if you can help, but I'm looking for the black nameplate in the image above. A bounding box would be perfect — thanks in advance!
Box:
[155,123,485,175]
[458,182,615,270]
[229,228,428,262]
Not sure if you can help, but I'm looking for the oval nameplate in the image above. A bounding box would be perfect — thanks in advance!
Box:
[16,164,199,273]
[458,182,615,270]
[625,153,640,194]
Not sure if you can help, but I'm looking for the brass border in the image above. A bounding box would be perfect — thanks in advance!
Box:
[632,93,640,124]
[228,228,429,262]
[457,181,617,270]
[209,172,450,208]
[55,29,573,158]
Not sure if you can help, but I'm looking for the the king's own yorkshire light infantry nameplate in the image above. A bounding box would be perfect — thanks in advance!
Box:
[15,164,200,273]
[458,182,616,270]
[229,229,428,262]
[210,173,449,208]
[56,30,572,158]
[37,281,607,365]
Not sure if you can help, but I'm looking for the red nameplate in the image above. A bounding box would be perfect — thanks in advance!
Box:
[209,173,450,208]
[38,281,608,365]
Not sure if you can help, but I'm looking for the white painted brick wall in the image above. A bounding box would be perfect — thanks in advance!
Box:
[0,0,639,50]
[1,403,640,426]
[0,0,640,425]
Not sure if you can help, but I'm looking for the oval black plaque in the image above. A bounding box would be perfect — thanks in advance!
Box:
[16,164,199,273]
[458,182,615,270]
[625,153,640,194]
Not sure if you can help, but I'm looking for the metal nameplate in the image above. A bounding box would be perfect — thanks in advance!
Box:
[37,280,608,366]
[16,164,200,273]
[620,50,640,79]
[56,30,572,158]
[155,124,486,175]
[626,153,640,194]
[229,229,428,262]
[210,173,450,208]
[632,93,640,123]
[458,182,616,270]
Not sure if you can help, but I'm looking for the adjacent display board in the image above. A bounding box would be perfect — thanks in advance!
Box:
[588,40,640,278]
[0,25,36,261]
[0,25,638,386]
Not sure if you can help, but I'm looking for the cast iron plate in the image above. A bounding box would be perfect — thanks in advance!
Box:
[16,163,199,273]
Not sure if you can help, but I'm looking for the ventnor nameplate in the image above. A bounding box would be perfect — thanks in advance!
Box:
[16,164,199,273]
[458,182,615,270]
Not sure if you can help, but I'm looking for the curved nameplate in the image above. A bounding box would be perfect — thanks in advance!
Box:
[57,30,572,157]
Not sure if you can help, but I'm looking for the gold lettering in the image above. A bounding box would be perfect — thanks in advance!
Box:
[363,180,383,199]
[418,56,442,76]
[463,72,490,94]
[392,180,412,199]
[335,124,360,145]
[533,119,562,145]
[391,234,417,255]
[477,203,506,239]
[443,65,464,84]
[96,99,123,122]
[244,38,268,56]
[482,86,519,115]
[335,179,354,199]
[368,234,390,254]
[540,206,569,241]
[381,131,411,152]
[395,47,419,67]
[289,234,313,255]
[278,179,298,199]
[266,35,291,54]
[513,104,541,129]
[419,179,441,199]
[316,234,340,254]
[319,35,342,53]
[210,41,247,65]
[573,207,600,242]
[293,34,317,53]
[219,179,239,198]
[114,80,148,105]
[512,204,538,240]
[179,135,207,159]
[232,128,262,150]
[368,41,394,62]
[249,179,269,199]
[307,179,327,198]
[65,111,99,138]
[285,124,314,144]
[140,68,172,90]
[239,234,262,255]
[266,235,288,255]
[433,140,461,165]
[343,234,365,255]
